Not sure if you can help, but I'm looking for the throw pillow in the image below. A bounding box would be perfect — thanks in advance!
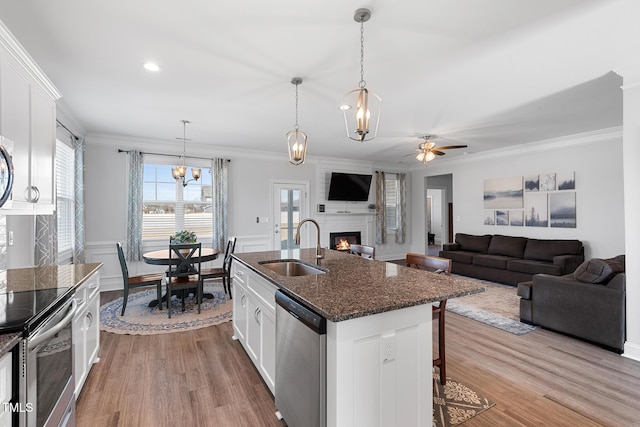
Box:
[455,234,492,253]
[573,256,625,284]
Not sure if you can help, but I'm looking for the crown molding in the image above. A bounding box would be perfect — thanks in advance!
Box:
[0,20,62,101]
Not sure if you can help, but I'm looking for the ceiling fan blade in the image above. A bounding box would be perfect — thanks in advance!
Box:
[433,145,468,150]
[431,150,446,156]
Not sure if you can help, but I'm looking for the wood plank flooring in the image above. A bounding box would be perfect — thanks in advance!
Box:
[77,290,640,426]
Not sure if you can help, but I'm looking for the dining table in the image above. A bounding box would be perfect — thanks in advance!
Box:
[142,247,220,307]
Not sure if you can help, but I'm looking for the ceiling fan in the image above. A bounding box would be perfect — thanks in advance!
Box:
[409,135,467,165]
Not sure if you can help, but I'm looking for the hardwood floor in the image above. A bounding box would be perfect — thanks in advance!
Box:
[77,290,640,426]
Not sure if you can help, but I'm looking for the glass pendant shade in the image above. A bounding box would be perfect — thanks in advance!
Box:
[191,168,201,180]
[416,150,436,164]
[342,87,381,142]
[287,129,308,165]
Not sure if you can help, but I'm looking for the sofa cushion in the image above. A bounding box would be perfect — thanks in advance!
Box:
[472,254,512,269]
[507,259,563,276]
[455,233,492,253]
[488,235,527,258]
[573,256,625,284]
[523,239,583,262]
[438,250,474,264]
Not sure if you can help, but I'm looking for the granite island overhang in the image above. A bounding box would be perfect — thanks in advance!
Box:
[231,248,485,427]
[232,248,485,322]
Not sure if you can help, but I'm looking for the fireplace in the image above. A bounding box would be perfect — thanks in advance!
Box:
[329,231,362,251]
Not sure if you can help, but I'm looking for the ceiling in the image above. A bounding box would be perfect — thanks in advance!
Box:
[0,1,635,165]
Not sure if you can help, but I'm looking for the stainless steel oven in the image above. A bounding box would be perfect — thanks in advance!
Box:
[18,297,77,427]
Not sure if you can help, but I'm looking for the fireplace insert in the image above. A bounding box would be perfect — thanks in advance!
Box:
[329,231,361,251]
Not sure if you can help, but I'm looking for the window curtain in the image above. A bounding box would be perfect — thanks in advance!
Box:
[73,136,86,263]
[211,158,229,251]
[395,172,406,244]
[35,213,58,266]
[375,171,386,245]
[126,150,144,261]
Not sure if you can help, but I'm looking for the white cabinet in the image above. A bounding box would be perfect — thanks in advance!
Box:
[72,270,100,397]
[231,262,277,394]
[0,351,11,427]
[0,24,60,214]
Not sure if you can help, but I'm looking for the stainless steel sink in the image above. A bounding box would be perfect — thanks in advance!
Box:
[259,260,327,277]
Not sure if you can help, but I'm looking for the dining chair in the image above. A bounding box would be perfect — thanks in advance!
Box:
[167,242,203,318]
[201,237,237,298]
[406,253,452,385]
[349,244,375,260]
[116,241,164,315]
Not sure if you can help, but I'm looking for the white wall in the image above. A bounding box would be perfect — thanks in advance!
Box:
[411,128,625,260]
[82,136,411,290]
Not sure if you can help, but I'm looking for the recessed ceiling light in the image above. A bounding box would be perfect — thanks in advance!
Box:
[339,104,352,111]
[143,62,161,72]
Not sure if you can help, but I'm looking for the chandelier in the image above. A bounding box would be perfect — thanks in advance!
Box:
[172,120,201,186]
[287,77,308,165]
[341,8,381,142]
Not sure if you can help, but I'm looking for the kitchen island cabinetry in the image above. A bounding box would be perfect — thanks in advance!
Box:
[231,262,277,394]
[232,249,485,427]
[72,269,101,397]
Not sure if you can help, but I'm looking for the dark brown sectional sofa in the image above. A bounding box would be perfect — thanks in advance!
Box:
[439,233,584,286]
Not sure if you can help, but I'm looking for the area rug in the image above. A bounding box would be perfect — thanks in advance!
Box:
[446,278,538,335]
[433,371,495,427]
[100,282,232,335]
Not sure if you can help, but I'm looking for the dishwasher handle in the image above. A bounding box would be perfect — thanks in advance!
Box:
[275,290,326,335]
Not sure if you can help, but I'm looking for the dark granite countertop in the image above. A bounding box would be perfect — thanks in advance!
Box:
[0,333,21,356]
[0,263,103,355]
[0,263,103,293]
[233,249,485,322]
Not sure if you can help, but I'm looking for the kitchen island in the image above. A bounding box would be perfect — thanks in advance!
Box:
[232,248,485,427]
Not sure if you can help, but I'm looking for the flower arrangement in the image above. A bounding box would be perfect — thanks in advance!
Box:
[171,230,197,243]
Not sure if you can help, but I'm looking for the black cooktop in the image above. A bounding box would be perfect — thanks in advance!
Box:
[0,287,74,335]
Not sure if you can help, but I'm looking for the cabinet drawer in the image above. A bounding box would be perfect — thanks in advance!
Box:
[247,273,277,312]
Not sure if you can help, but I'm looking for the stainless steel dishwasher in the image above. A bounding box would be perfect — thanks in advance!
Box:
[275,290,327,427]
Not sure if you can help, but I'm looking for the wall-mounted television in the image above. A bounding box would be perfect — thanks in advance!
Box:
[327,172,372,201]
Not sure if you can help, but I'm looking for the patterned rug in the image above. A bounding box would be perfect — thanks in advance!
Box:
[99,282,232,335]
[433,370,495,426]
[446,278,538,335]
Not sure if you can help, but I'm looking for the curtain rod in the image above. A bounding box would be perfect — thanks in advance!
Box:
[117,149,230,162]
[56,120,80,140]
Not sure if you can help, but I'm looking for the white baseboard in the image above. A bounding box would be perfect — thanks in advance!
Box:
[623,341,640,361]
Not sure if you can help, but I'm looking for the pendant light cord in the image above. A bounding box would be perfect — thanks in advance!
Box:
[359,19,366,89]
[294,82,300,131]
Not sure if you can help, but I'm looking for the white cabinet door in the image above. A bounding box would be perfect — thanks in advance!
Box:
[73,271,101,397]
[0,351,11,427]
[0,56,31,211]
[232,281,248,343]
[246,296,261,364]
[0,41,58,214]
[260,307,276,393]
[29,87,56,212]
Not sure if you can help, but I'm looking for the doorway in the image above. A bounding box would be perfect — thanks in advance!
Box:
[425,174,452,252]
[271,181,309,250]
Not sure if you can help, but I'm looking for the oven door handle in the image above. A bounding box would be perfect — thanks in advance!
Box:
[28,299,78,351]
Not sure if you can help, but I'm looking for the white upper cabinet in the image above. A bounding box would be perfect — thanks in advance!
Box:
[0,21,61,214]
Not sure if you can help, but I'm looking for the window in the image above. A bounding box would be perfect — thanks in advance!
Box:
[385,174,399,230]
[142,162,213,240]
[56,140,75,262]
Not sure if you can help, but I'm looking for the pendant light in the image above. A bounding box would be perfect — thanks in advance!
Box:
[171,120,201,186]
[287,77,308,165]
[341,8,381,142]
